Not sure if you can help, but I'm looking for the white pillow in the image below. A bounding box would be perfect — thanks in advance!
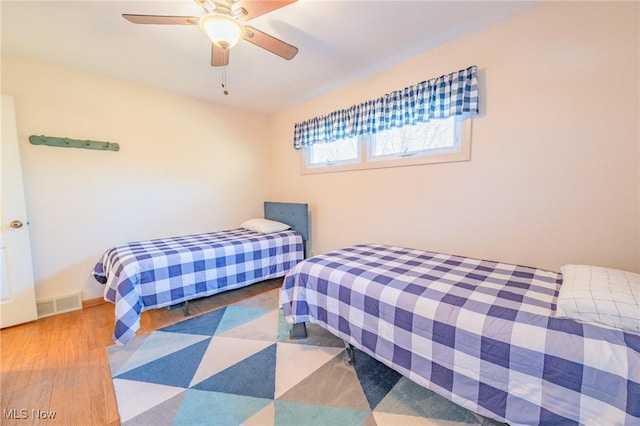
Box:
[240,218,290,234]
[557,264,639,333]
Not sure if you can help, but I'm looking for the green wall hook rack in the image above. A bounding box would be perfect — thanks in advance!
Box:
[29,135,119,152]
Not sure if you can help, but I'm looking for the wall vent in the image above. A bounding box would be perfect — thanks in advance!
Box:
[36,300,55,317]
[36,292,82,319]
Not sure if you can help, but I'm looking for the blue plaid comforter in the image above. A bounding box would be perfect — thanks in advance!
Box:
[282,244,640,425]
[94,228,303,345]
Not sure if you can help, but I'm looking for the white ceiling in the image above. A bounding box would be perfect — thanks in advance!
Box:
[1,1,541,113]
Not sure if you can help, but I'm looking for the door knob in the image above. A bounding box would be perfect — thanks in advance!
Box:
[9,220,23,229]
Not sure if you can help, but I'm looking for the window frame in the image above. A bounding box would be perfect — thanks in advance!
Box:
[300,117,472,175]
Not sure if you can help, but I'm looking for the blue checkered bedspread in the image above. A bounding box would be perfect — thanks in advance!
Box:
[94,228,303,346]
[281,244,640,425]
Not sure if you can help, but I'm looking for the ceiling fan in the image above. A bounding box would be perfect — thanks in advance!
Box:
[123,0,298,68]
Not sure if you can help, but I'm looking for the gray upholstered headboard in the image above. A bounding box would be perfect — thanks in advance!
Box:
[264,201,310,256]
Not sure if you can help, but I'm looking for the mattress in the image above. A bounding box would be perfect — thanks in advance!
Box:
[281,244,639,425]
[94,228,303,345]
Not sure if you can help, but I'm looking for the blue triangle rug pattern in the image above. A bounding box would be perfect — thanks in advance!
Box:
[106,289,503,425]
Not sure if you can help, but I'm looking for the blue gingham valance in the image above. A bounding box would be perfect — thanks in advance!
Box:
[293,65,479,149]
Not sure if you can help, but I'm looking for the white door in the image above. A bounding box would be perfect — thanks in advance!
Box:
[1,95,37,328]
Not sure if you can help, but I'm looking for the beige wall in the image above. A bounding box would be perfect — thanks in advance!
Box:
[2,1,638,306]
[269,2,640,273]
[2,54,270,300]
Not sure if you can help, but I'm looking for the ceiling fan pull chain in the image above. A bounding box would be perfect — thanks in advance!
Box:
[221,66,229,96]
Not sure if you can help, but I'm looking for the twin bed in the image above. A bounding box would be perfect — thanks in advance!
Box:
[93,201,309,346]
[94,206,638,425]
[281,244,639,425]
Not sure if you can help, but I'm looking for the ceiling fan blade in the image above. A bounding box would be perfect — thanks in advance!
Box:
[243,26,298,60]
[122,14,199,25]
[235,0,297,21]
[211,44,229,67]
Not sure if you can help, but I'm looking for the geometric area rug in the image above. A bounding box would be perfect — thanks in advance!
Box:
[107,289,502,425]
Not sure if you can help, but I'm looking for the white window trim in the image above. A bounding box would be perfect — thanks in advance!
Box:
[300,119,472,175]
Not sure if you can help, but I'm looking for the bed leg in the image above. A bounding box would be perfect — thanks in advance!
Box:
[289,322,307,339]
[344,342,356,365]
[183,300,191,317]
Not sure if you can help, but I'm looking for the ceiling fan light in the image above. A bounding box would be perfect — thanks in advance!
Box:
[199,13,244,49]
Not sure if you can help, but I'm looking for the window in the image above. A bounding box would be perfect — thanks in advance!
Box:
[306,136,359,167]
[302,116,471,174]
[294,66,479,172]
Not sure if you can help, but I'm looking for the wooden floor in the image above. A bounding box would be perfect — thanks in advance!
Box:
[0,279,282,425]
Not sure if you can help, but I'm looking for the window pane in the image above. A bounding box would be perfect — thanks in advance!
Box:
[370,117,456,158]
[307,137,359,166]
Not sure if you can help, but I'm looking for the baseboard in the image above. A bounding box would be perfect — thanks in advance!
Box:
[82,297,108,309]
